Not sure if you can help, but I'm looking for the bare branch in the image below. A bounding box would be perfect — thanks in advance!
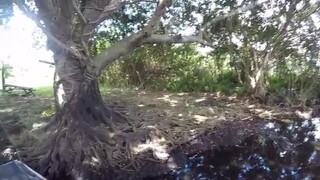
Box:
[93,0,173,73]
[71,0,92,60]
[142,34,211,46]
[39,60,55,65]
[72,0,88,24]
[92,33,211,74]
[81,39,91,58]
[93,0,270,74]
[15,0,82,60]
[142,0,268,46]
[269,1,299,49]
[201,0,269,42]
[270,2,320,53]
[88,0,159,26]
[124,0,157,4]
[93,33,141,72]
[143,0,172,33]
[202,1,267,31]
[90,0,123,25]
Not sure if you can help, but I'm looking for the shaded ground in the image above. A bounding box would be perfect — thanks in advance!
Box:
[0,124,20,164]
[0,89,316,179]
[145,118,320,179]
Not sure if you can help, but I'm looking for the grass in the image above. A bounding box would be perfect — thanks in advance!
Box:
[35,83,136,98]
[35,86,53,98]
[34,85,113,98]
[98,84,135,95]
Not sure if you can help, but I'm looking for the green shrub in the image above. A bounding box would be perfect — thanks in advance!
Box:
[268,75,288,93]
[96,43,242,95]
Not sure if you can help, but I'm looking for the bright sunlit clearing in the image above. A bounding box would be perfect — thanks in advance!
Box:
[0,5,54,89]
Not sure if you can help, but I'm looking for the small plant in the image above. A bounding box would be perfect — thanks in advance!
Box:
[41,105,55,117]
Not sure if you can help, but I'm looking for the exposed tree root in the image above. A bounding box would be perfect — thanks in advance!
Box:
[27,80,145,179]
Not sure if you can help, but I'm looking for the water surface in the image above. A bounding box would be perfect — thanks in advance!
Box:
[145,118,320,179]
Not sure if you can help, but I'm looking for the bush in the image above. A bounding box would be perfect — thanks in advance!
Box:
[95,43,242,95]
[268,71,320,105]
[268,75,289,93]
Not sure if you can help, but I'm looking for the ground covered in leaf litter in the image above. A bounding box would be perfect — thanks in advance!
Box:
[0,89,316,179]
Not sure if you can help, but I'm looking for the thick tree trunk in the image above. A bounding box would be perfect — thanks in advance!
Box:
[33,53,137,179]
[239,48,269,102]
[244,67,268,102]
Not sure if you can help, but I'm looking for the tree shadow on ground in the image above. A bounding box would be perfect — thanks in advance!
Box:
[0,90,315,179]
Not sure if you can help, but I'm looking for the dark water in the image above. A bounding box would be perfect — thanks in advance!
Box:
[145,118,320,180]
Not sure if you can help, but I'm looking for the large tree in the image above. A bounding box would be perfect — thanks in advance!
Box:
[207,0,320,101]
[12,0,316,179]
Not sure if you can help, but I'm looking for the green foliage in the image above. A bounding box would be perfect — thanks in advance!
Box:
[94,40,242,95]
[35,86,53,98]
[268,65,320,105]
[91,0,320,100]
[164,67,239,95]
[1,63,13,79]
[268,75,289,93]
[41,105,55,117]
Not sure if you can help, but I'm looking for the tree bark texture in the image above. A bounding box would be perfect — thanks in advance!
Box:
[241,51,269,102]
[36,53,137,179]
[27,1,135,177]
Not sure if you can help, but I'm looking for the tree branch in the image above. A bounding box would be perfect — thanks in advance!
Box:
[71,0,92,61]
[142,34,209,45]
[270,1,320,53]
[92,33,211,74]
[92,0,270,75]
[143,0,172,33]
[203,2,265,30]
[92,0,172,73]
[89,0,123,25]
[269,1,298,51]
[201,0,268,41]
[72,0,88,24]
[124,0,157,4]
[15,0,83,60]
[39,60,55,65]
[93,25,155,70]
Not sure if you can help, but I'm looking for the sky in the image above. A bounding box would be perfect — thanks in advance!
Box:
[0,5,54,88]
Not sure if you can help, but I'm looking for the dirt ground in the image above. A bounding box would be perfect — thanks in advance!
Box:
[0,89,307,177]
